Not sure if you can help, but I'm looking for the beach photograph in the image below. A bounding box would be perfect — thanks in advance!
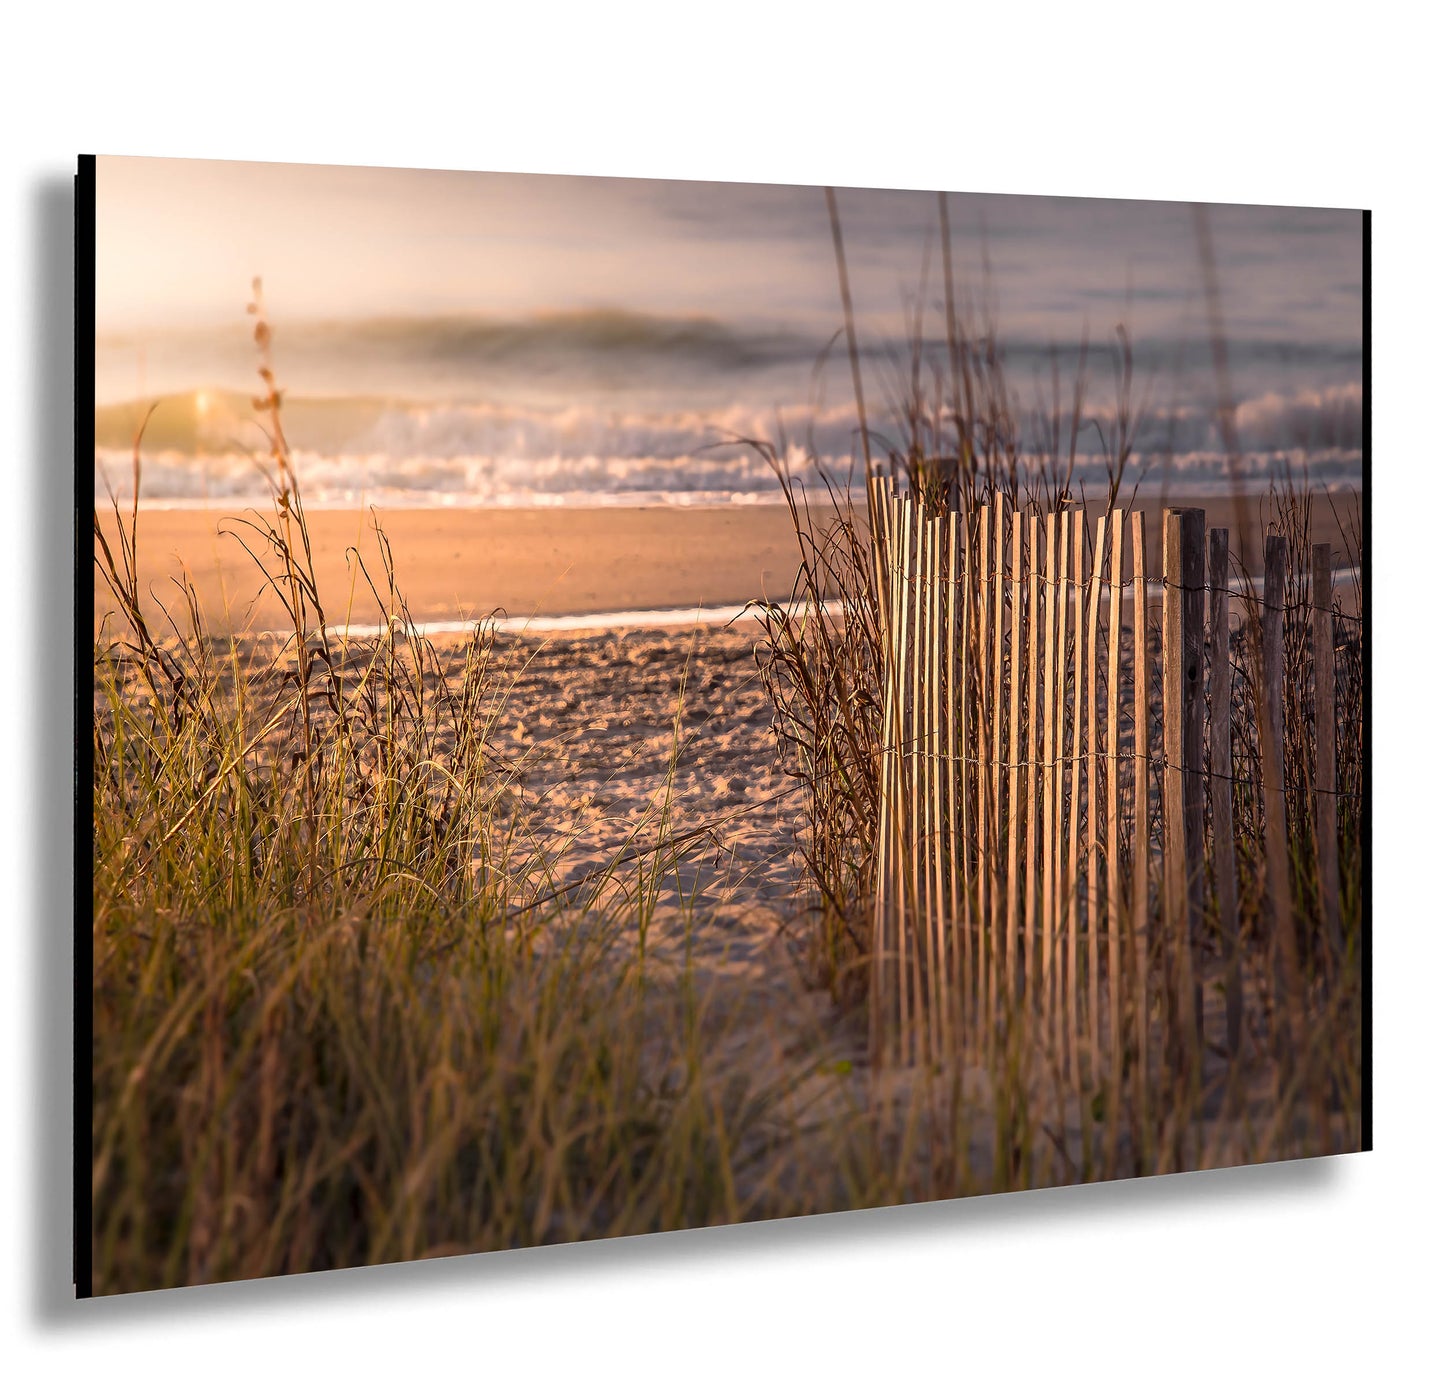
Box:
[86,155,1366,1295]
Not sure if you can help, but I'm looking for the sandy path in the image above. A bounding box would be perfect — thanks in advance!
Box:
[465,622,867,1097]
[481,623,807,910]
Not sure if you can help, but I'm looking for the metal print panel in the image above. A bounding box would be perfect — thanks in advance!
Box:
[80,155,1368,1295]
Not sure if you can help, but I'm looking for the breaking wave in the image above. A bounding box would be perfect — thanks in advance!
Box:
[93,374,1364,510]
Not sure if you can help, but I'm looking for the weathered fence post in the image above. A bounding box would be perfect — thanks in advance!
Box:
[1162,507,1205,1070]
[1312,541,1342,958]
[1260,532,1301,1063]
[1209,527,1242,1056]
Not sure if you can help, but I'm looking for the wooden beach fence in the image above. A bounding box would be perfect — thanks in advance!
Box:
[866,480,1348,1075]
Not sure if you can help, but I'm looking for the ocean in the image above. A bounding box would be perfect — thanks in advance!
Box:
[93,176,1364,511]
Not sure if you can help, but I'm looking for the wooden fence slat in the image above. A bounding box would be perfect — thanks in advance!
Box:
[945,509,961,1045]
[1085,513,1107,1069]
[928,514,949,1061]
[1059,515,1072,1045]
[1105,509,1125,1161]
[888,491,910,1064]
[1162,507,1205,1069]
[918,513,935,1062]
[1131,510,1150,1116]
[1065,510,1085,1077]
[921,513,937,1062]
[887,496,904,1061]
[1042,512,1059,1038]
[898,496,915,1062]
[991,497,1008,1031]
[884,492,896,1060]
[1210,527,1242,1056]
[1024,514,1041,1007]
[909,498,927,1064]
[1054,514,1071,1045]
[1313,540,1342,958]
[960,505,975,1046]
[975,504,992,1048]
[1006,510,1025,1001]
[869,488,892,1064]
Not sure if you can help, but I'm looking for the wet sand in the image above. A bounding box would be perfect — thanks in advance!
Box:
[94,490,1360,641]
[93,504,821,638]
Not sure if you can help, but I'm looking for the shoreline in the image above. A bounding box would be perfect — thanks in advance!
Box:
[93,503,820,639]
[93,491,1361,641]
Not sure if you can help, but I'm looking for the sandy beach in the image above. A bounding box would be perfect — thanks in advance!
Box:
[476,624,852,1081]
[478,623,806,912]
[93,485,1363,1194]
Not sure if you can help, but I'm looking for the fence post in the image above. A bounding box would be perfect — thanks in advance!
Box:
[1313,541,1342,958]
[1162,507,1205,1070]
[1260,533,1301,1063]
[1209,528,1242,1056]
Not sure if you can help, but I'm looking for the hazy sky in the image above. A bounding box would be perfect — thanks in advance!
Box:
[95,155,1363,350]
[92,157,1365,509]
